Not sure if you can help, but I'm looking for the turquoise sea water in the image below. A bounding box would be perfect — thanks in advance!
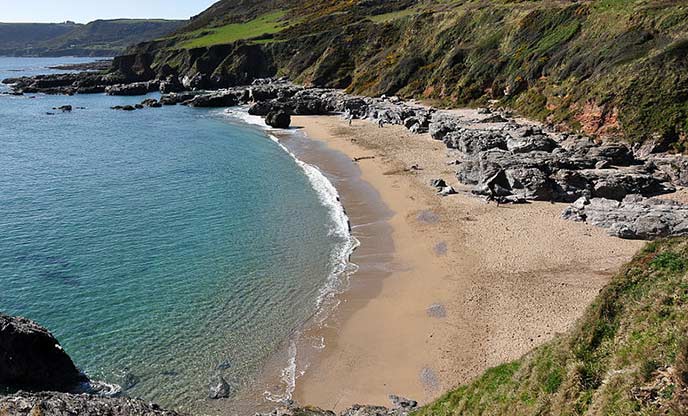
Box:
[0,58,354,412]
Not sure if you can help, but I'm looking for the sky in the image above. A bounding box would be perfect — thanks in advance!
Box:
[0,0,219,23]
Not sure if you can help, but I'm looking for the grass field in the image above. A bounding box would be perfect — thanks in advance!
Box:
[179,11,288,49]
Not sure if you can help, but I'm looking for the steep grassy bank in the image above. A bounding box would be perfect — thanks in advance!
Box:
[415,238,688,416]
[118,0,688,150]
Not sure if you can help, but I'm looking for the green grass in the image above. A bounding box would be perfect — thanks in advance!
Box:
[368,8,418,23]
[179,11,288,49]
[413,238,688,416]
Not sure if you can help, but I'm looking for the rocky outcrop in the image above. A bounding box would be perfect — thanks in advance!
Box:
[266,111,291,128]
[0,392,183,416]
[106,81,159,96]
[0,314,87,392]
[562,195,688,240]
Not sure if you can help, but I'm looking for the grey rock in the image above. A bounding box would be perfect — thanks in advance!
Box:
[105,81,157,96]
[506,135,557,153]
[208,376,231,399]
[0,392,182,416]
[388,395,418,410]
[430,179,447,189]
[561,195,688,239]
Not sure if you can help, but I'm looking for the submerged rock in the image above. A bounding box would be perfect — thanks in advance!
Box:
[208,376,231,399]
[0,314,87,392]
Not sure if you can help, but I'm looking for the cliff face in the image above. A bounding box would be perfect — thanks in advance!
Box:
[115,0,688,150]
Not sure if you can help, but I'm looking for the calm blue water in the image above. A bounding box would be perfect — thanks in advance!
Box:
[0,58,352,412]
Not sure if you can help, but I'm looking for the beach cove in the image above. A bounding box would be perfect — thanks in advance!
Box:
[283,114,644,410]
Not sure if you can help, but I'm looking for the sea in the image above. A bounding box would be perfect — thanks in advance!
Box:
[0,57,358,413]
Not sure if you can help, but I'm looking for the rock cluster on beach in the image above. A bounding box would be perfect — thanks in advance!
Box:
[4,73,688,240]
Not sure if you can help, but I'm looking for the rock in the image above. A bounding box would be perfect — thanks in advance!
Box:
[53,105,72,112]
[266,111,291,129]
[648,154,688,187]
[389,395,418,410]
[111,105,136,111]
[0,314,87,391]
[187,91,239,108]
[586,143,634,166]
[105,82,157,96]
[0,392,183,416]
[208,376,231,399]
[595,160,612,169]
[140,98,162,108]
[439,186,458,196]
[561,195,688,239]
[430,179,447,189]
[506,135,558,153]
[479,114,508,123]
[444,129,508,154]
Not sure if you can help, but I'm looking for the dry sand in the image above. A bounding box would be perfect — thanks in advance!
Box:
[284,115,644,411]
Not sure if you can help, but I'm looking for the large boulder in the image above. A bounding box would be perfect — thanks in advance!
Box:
[562,195,688,240]
[0,314,87,391]
[266,111,291,129]
[0,392,183,416]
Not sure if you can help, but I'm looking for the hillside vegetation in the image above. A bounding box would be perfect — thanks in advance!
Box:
[414,238,688,416]
[0,19,184,57]
[118,0,688,150]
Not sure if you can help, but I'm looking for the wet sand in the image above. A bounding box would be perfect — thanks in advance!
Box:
[286,115,645,411]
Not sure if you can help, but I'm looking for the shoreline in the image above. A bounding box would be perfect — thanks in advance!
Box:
[286,115,644,411]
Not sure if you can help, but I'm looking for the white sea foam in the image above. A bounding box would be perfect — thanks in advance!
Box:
[222,107,361,403]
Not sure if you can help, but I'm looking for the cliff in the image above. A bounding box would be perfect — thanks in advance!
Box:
[114,0,688,150]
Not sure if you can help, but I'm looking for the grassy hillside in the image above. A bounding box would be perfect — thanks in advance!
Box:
[0,19,184,57]
[120,0,688,150]
[414,238,688,416]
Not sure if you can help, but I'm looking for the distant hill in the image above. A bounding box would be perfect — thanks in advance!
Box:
[0,19,185,57]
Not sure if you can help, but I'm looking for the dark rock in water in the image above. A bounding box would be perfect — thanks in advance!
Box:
[562,195,688,239]
[53,105,72,112]
[0,391,183,416]
[140,98,162,108]
[111,105,136,111]
[266,111,291,129]
[208,376,231,399]
[0,314,87,392]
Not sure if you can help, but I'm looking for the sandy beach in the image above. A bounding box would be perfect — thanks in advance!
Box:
[284,114,645,411]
